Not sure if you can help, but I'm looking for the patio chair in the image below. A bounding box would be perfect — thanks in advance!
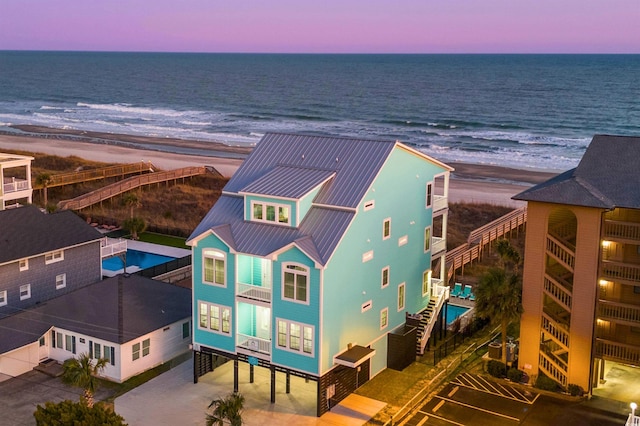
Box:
[461,285,472,299]
[469,291,476,302]
[450,282,463,298]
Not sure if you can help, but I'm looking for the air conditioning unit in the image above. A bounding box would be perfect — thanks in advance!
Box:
[248,338,259,351]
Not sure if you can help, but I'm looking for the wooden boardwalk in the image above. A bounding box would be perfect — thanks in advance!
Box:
[57,166,207,211]
[446,206,527,280]
[34,161,156,189]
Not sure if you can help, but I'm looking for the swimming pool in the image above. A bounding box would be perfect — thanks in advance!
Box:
[446,304,470,325]
[102,249,176,272]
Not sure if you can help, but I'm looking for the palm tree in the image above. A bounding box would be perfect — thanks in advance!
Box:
[122,192,141,219]
[206,392,245,426]
[495,239,522,275]
[35,173,52,207]
[123,216,146,240]
[475,267,523,365]
[61,353,108,408]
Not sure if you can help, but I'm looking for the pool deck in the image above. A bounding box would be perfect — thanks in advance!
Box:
[102,240,191,277]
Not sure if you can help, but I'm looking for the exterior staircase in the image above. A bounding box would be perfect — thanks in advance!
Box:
[415,300,438,354]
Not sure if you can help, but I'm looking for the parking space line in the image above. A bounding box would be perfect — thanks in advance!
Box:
[433,399,445,413]
[451,373,537,405]
[447,386,459,398]
[434,396,521,422]
[418,413,465,426]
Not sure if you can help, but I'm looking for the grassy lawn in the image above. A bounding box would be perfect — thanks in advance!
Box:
[137,232,189,249]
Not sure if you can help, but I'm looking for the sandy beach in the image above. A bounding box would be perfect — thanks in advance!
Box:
[0,129,558,207]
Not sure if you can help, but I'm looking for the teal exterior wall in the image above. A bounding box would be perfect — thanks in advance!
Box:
[271,246,321,375]
[298,185,322,223]
[192,233,236,354]
[244,195,298,227]
[320,147,447,374]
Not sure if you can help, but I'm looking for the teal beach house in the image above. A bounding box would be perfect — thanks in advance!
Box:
[187,133,452,416]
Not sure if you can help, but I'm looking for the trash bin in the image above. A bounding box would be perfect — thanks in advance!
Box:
[488,341,502,359]
[506,342,517,362]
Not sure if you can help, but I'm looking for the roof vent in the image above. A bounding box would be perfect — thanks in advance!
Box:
[302,154,305,159]
[336,157,339,162]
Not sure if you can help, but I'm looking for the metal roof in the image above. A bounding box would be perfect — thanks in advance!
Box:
[514,135,640,209]
[240,165,336,200]
[0,275,191,354]
[0,206,103,265]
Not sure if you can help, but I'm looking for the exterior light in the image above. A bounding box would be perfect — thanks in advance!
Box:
[599,280,608,286]
[631,402,637,418]
[602,240,611,248]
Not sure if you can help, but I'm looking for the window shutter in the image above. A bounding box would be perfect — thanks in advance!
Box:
[111,347,115,366]
[89,341,93,358]
[72,336,76,354]
[51,330,56,348]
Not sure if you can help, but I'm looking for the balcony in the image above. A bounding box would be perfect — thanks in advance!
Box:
[101,237,127,258]
[546,234,575,272]
[595,338,640,365]
[602,261,640,285]
[3,178,30,194]
[431,236,446,256]
[237,334,271,357]
[433,194,447,213]
[603,219,640,244]
[543,274,572,312]
[237,282,272,303]
[541,312,570,351]
[598,300,640,325]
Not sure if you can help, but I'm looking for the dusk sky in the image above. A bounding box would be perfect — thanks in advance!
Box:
[1,0,639,53]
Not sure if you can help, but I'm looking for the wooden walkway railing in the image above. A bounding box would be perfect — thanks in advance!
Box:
[57,166,206,211]
[445,206,527,280]
[34,161,156,189]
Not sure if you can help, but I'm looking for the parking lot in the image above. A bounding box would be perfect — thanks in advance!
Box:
[401,373,628,426]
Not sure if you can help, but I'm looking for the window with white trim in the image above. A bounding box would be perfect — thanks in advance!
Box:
[364,200,375,211]
[132,338,150,361]
[380,307,389,330]
[398,235,408,246]
[203,250,225,286]
[19,284,31,300]
[55,273,66,290]
[251,201,290,225]
[381,266,390,288]
[45,250,64,264]
[383,218,391,240]
[424,227,431,252]
[422,270,431,297]
[199,301,231,334]
[426,182,433,208]
[0,290,6,307]
[19,258,28,271]
[398,283,405,311]
[362,250,374,262]
[283,264,309,303]
[276,319,314,356]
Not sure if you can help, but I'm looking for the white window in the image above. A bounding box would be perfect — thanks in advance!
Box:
[283,263,309,303]
[424,227,431,252]
[383,218,391,240]
[19,258,28,271]
[362,250,374,263]
[380,307,389,330]
[19,284,31,300]
[0,290,6,306]
[55,273,66,290]
[423,270,432,297]
[45,250,64,264]
[364,200,375,211]
[398,235,408,246]
[277,318,314,356]
[199,301,231,335]
[398,283,406,311]
[132,338,150,361]
[203,250,225,286]
[381,266,390,288]
[251,201,290,225]
[361,300,372,312]
[426,182,433,208]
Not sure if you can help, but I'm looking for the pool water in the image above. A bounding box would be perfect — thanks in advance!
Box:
[446,304,470,325]
[102,249,176,272]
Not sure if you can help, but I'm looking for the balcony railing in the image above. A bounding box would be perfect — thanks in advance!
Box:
[237,282,272,303]
[433,195,447,212]
[602,261,640,284]
[419,284,450,354]
[431,236,446,255]
[603,219,640,243]
[541,312,570,351]
[539,351,568,387]
[599,300,640,325]
[3,178,30,194]
[595,338,640,365]
[237,333,271,356]
[546,234,575,272]
[543,274,572,311]
[100,238,127,258]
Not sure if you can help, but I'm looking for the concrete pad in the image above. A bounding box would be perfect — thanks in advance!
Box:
[115,356,386,426]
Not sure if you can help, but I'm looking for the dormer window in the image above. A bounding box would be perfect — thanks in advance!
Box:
[251,201,290,225]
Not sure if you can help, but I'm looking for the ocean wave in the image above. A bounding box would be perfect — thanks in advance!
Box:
[180,120,213,126]
[76,102,198,118]
[40,105,64,110]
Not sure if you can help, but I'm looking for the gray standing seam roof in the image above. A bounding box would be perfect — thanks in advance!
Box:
[0,205,103,264]
[514,135,640,209]
[0,275,191,354]
[240,165,336,199]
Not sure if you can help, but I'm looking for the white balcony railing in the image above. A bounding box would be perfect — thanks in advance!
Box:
[237,333,271,356]
[433,195,447,212]
[3,178,30,194]
[431,236,446,255]
[101,238,127,258]
[237,282,272,303]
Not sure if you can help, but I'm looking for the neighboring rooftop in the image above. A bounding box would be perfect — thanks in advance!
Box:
[0,153,34,166]
[0,274,191,354]
[514,135,640,209]
[0,205,102,265]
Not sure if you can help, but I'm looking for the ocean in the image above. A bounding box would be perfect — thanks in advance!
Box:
[0,51,638,171]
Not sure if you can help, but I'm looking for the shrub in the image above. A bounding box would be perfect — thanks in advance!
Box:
[487,360,507,378]
[507,368,524,383]
[567,383,584,397]
[34,400,127,425]
[534,374,559,391]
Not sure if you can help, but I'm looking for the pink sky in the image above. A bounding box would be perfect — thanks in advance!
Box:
[1,0,639,53]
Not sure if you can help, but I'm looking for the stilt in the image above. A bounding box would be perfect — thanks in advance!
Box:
[193,351,199,384]
[286,371,291,394]
[250,364,254,383]
[270,366,276,403]
[316,379,322,417]
[233,359,239,393]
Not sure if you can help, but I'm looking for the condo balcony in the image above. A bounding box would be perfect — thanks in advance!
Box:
[595,338,640,365]
[237,282,272,303]
[603,219,640,244]
[601,261,640,285]
[3,177,30,194]
[237,333,271,356]
[431,236,446,256]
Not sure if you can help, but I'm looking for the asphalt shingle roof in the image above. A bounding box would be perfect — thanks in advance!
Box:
[514,135,640,209]
[0,275,191,354]
[0,206,102,264]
